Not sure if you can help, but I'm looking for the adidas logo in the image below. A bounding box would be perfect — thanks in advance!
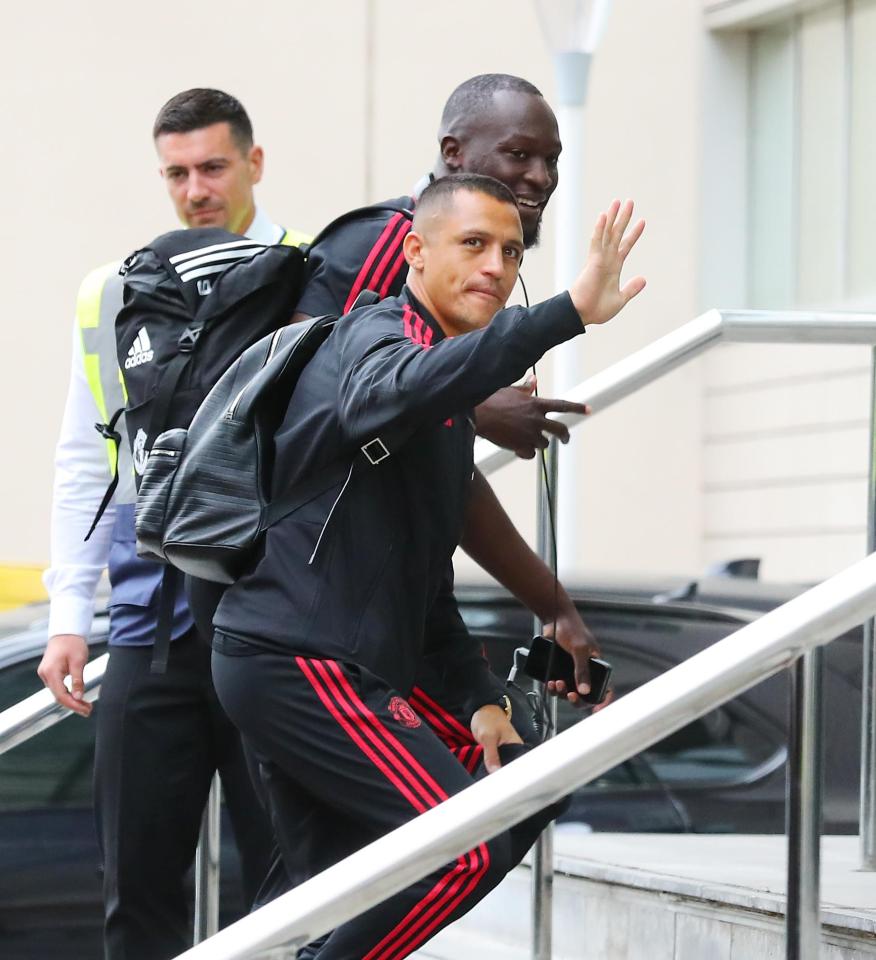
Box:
[124,327,154,369]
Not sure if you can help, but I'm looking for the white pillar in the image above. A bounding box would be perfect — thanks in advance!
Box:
[552,51,592,576]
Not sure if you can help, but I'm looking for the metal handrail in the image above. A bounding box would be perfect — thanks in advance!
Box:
[0,652,108,755]
[473,308,876,475]
[170,551,876,959]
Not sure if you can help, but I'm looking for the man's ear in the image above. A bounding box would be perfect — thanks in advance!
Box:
[248,144,265,185]
[440,135,464,172]
[403,230,425,271]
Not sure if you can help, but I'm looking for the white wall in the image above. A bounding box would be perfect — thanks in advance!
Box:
[0,0,709,588]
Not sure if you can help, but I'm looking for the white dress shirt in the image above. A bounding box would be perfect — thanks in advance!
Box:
[43,208,285,638]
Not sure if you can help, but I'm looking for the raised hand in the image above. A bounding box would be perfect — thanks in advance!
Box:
[569,199,646,327]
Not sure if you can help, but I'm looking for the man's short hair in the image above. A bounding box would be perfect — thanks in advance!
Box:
[415,173,519,221]
[152,88,254,152]
[439,74,544,137]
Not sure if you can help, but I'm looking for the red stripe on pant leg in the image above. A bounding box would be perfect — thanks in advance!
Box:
[310,660,442,810]
[325,661,451,803]
[362,848,482,960]
[387,847,490,960]
[378,844,492,960]
[295,657,428,814]
[344,213,404,313]
[408,694,472,749]
[369,220,411,294]
[409,686,473,742]
[407,692,472,745]
[465,747,483,774]
[379,247,411,299]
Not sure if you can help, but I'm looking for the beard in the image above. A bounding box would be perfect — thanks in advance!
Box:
[523,215,542,250]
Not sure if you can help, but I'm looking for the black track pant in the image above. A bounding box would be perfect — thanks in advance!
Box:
[94,630,275,960]
[213,649,520,960]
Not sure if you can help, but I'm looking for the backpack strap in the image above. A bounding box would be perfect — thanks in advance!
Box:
[150,565,179,674]
[261,422,412,531]
[143,325,205,448]
[84,406,125,542]
[300,202,414,257]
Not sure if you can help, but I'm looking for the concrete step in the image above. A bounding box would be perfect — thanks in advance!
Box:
[414,832,876,959]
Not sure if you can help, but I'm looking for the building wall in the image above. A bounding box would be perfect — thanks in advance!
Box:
[0,0,708,588]
[700,0,876,581]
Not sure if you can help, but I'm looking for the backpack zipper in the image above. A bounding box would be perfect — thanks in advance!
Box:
[226,327,285,420]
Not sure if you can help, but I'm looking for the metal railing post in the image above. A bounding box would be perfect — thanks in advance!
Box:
[786,649,824,960]
[531,437,559,960]
[860,347,876,870]
[194,774,222,944]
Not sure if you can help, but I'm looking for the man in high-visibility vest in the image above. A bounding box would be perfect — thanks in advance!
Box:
[38,88,307,960]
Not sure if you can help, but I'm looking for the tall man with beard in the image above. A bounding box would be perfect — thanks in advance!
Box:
[292,74,604,749]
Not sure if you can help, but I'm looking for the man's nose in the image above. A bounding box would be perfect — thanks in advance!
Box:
[480,246,505,278]
[187,171,209,203]
[524,157,553,193]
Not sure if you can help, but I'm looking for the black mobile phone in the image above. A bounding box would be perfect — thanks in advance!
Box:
[523,635,613,705]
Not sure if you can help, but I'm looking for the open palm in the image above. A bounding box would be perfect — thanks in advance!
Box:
[570,199,646,326]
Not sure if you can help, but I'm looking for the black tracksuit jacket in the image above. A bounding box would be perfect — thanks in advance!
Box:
[213,285,583,715]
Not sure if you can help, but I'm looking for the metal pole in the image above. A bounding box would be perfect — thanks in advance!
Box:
[194,774,222,944]
[860,347,876,870]
[531,437,559,960]
[786,649,824,960]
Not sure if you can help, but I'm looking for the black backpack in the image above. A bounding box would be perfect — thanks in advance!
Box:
[116,227,307,484]
[135,293,404,584]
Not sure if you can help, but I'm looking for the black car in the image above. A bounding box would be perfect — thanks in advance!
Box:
[0,573,862,957]
[0,605,248,959]
[459,574,862,835]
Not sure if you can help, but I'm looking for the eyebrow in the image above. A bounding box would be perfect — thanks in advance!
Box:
[458,228,524,254]
[495,135,562,154]
[164,157,230,173]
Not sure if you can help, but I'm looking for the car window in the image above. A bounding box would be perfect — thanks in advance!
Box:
[0,654,97,811]
[555,639,782,788]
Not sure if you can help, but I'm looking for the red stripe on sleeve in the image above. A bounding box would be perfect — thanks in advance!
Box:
[379,248,410,299]
[344,213,405,314]
[369,219,411,295]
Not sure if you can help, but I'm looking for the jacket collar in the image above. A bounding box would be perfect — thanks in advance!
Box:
[400,286,446,345]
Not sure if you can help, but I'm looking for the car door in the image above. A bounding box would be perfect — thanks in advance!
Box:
[0,645,105,959]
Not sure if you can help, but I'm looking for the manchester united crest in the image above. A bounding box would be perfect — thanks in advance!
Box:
[389,696,421,729]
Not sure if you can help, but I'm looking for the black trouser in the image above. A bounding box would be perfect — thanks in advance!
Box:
[213,649,537,960]
[94,629,275,960]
